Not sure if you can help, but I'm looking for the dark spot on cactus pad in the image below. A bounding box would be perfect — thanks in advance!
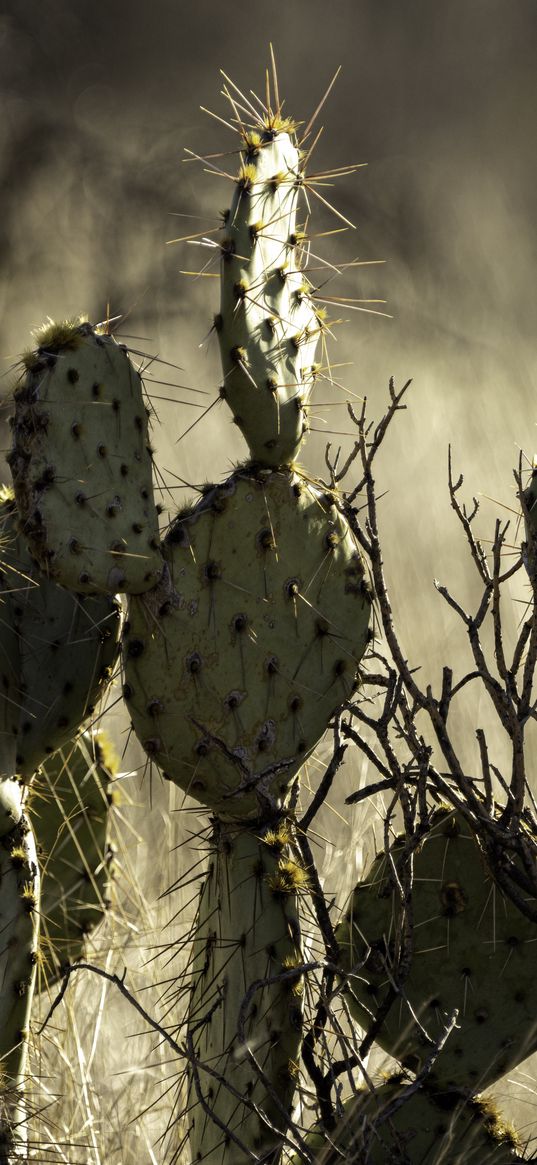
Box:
[92,382,103,397]
[75,491,87,505]
[233,613,248,633]
[112,398,120,412]
[289,694,302,712]
[474,1008,489,1024]
[194,740,209,758]
[120,463,129,476]
[285,578,300,598]
[122,684,133,701]
[132,522,143,534]
[325,531,339,551]
[514,989,526,1004]
[266,376,278,394]
[297,740,306,753]
[67,368,79,384]
[506,935,521,948]
[186,653,202,675]
[440,880,467,916]
[292,482,302,498]
[265,656,279,675]
[441,815,461,838]
[334,659,347,676]
[79,571,91,585]
[71,422,81,439]
[315,618,329,638]
[257,527,275,551]
[204,560,221,582]
[107,498,121,517]
[126,638,145,659]
[69,538,82,555]
[97,443,107,457]
[143,738,161,756]
[146,699,164,717]
[57,715,69,728]
[140,487,149,499]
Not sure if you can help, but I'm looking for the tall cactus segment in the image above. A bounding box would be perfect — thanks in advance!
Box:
[29,732,117,986]
[216,116,322,467]
[0,488,121,778]
[124,467,371,818]
[187,820,304,1163]
[298,1079,523,1165]
[8,319,163,596]
[0,551,23,840]
[0,815,39,1163]
[335,808,537,1095]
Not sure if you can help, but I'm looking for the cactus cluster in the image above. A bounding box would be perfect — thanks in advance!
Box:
[0,60,534,1165]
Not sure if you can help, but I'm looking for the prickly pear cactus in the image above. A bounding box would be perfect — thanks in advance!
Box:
[0,815,39,1163]
[8,319,163,595]
[335,808,537,1095]
[216,119,322,467]
[0,487,121,778]
[187,819,304,1163]
[124,466,371,818]
[297,1078,522,1165]
[0,561,23,839]
[29,732,117,986]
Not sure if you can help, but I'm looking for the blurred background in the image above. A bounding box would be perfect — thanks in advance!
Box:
[2,1,537,1160]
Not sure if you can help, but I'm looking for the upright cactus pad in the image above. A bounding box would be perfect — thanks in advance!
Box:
[299,1079,522,1165]
[0,556,23,838]
[30,732,117,985]
[187,819,304,1164]
[124,466,371,818]
[0,488,121,777]
[216,118,323,467]
[335,809,537,1094]
[0,815,40,1162]
[8,319,163,595]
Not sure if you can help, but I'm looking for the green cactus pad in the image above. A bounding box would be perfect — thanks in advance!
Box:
[217,128,323,467]
[0,488,121,778]
[187,819,304,1164]
[336,809,537,1094]
[297,1080,522,1164]
[8,319,163,595]
[124,466,371,819]
[0,559,23,836]
[0,815,40,1158]
[30,732,117,985]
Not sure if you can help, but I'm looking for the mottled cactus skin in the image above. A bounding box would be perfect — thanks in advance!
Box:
[0,488,121,777]
[187,819,304,1164]
[297,1079,522,1165]
[335,809,537,1095]
[30,732,117,986]
[0,565,23,838]
[0,815,39,1163]
[217,123,322,467]
[8,319,163,596]
[124,466,371,819]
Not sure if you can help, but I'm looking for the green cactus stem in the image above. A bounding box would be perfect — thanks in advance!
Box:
[335,808,537,1095]
[187,818,304,1164]
[0,487,121,778]
[123,465,371,819]
[0,815,39,1164]
[29,732,117,986]
[216,116,324,468]
[8,319,163,595]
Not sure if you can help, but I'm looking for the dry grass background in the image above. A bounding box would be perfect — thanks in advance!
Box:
[1,0,537,1159]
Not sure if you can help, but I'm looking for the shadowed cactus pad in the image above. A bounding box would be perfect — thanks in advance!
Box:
[0,815,39,1161]
[30,732,117,985]
[0,488,121,777]
[298,1080,522,1165]
[124,466,372,818]
[8,319,163,595]
[187,819,304,1164]
[217,122,322,467]
[335,809,537,1095]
